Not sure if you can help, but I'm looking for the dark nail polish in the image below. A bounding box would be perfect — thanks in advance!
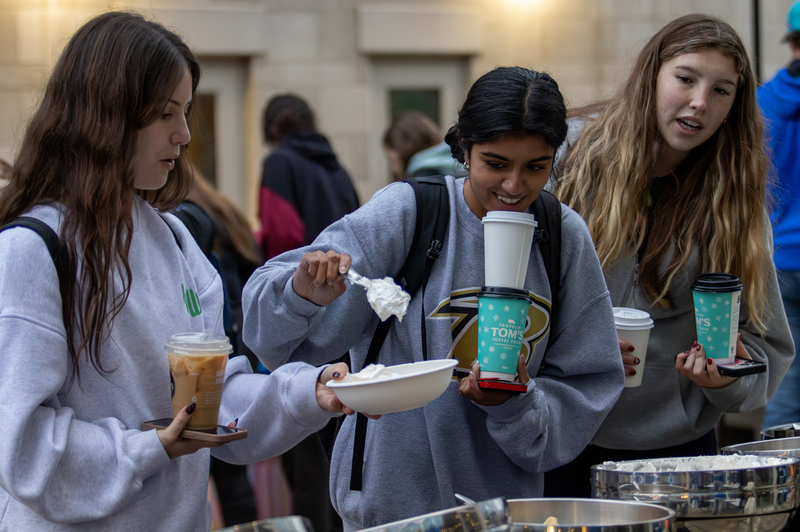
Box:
[233,418,239,427]
[332,372,341,379]
[629,369,636,376]
[627,346,635,352]
[707,358,713,366]
[186,402,196,415]
[634,358,640,365]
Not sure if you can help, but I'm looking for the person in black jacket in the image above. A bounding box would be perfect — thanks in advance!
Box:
[256,94,359,260]
[255,94,357,532]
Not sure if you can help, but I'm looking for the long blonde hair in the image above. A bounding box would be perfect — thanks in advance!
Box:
[557,14,772,333]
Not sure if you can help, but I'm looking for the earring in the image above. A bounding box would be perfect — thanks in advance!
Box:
[464,162,470,169]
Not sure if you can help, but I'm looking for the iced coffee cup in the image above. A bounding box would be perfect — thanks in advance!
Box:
[613,307,654,388]
[691,273,743,365]
[477,287,532,381]
[167,332,232,430]
[481,211,538,289]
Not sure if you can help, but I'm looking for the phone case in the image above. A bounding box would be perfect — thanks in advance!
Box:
[716,358,767,377]
[140,419,248,443]
[477,379,528,394]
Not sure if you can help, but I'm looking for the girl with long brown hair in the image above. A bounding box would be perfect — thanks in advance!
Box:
[0,12,355,529]
[545,14,795,496]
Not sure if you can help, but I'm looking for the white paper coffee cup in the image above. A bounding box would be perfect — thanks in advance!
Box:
[482,211,538,290]
[613,307,654,388]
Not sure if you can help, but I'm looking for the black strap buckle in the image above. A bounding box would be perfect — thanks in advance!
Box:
[533,228,549,244]
[427,240,443,259]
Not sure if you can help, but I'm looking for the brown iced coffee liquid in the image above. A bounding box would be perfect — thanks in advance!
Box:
[169,352,228,430]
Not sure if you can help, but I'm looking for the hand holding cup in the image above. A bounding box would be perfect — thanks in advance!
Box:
[675,339,740,389]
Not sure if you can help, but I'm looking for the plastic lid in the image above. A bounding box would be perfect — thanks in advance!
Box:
[691,273,743,293]
[481,211,538,228]
[165,332,233,355]
[613,307,654,330]
[479,286,533,301]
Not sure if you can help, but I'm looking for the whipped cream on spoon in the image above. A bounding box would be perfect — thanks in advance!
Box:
[343,267,411,322]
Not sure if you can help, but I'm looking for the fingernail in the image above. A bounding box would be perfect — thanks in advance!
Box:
[627,346,635,352]
[629,369,636,376]
[634,358,640,365]
[233,418,239,427]
[332,372,341,378]
[186,402,196,415]
[707,358,713,366]
[684,349,691,354]
[340,266,347,273]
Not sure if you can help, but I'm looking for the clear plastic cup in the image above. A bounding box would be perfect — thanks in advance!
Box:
[166,332,232,430]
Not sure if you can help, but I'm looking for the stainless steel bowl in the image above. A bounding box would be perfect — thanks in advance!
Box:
[762,423,800,440]
[723,437,800,460]
[218,516,313,532]
[506,498,675,532]
[592,456,800,532]
[358,504,489,532]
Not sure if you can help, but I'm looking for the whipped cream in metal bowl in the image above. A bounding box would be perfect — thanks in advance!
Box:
[597,454,795,473]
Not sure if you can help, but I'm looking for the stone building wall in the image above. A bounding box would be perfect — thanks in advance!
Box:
[0,0,795,219]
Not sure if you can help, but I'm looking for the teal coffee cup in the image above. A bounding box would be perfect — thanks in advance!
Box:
[691,273,743,364]
[477,286,531,381]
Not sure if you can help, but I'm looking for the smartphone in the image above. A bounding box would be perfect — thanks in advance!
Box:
[716,357,767,377]
[140,419,248,443]
[477,378,528,394]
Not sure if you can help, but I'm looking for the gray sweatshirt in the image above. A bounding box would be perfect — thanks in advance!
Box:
[0,198,336,531]
[243,176,624,530]
[593,246,795,449]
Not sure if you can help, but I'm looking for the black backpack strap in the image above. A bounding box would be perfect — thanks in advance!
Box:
[0,217,69,293]
[349,175,449,491]
[531,190,562,348]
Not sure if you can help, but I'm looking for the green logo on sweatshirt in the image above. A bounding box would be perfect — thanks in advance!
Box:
[182,284,202,317]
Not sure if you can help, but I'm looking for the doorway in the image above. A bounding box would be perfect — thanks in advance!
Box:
[366,57,469,196]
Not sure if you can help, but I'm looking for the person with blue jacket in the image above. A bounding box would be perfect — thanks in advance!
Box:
[760,1,800,429]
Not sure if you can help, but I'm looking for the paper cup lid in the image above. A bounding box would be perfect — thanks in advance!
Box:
[165,332,233,355]
[613,307,654,330]
[478,286,532,301]
[481,210,538,228]
[691,273,743,293]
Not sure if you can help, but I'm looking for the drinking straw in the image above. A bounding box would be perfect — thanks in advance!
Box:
[204,302,223,341]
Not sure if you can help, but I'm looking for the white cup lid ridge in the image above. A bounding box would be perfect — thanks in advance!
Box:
[612,307,654,329]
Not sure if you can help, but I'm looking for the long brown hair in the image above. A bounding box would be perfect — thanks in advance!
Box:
[0,12,200,382]
[557,14,772,333]
[184,173,261,267]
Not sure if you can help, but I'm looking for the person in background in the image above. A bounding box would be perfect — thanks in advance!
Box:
[546,14,794,497]
[760,1,800,431]
[0,158,11,188]
[243,66,623,530]
[0,12,358,530]
[383,111,467,181]
[257,93,360,532]
[257,94,359,261]
[173,172,262,527]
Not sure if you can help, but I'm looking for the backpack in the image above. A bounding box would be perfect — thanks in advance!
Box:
[349,175,562,490]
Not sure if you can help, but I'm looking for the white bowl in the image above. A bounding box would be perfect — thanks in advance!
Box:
[327,359,458,415]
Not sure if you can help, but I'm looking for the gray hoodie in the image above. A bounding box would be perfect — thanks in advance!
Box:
[0,198,336,531]
[243,176,624,530]
[592,245,794,449]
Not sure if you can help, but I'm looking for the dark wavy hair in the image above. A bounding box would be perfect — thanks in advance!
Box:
[0,11,200,384]
[262,94,316,144]
[445,67,567,165]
